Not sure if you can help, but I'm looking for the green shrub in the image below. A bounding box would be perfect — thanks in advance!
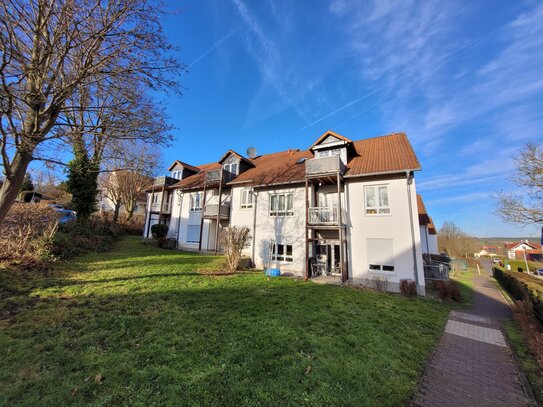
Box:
[151,224,168,239]
[493,266,543,324]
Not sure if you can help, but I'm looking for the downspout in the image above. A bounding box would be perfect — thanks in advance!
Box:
[175,189,183,249]
[251,190,258,266]
[406,171,420,293]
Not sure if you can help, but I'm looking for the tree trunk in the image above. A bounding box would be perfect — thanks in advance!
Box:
[0,151,33,225]
[125,209,134,222]
[112,203,121,224]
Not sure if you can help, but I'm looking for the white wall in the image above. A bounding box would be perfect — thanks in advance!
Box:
[345,176,425,294]
[231,185,307,276]
[428,234,438,254]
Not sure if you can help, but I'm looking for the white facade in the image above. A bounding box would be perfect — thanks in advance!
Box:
[143,132,433,295]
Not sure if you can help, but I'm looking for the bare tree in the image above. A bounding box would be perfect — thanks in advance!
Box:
[100,140,157,222]
[496,143,543,225]
[0,0,180,225]
[438,221,477,258]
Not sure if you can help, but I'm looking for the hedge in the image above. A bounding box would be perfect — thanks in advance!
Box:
[493,266,543,324]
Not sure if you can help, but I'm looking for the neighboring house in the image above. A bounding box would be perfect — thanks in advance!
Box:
[417,195,438,256]
[98,170,149,219]
[144,131,430,295]
[504,240,542,262]
[474,245,498,258]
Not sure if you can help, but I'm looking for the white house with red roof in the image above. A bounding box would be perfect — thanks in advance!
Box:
[504,240,542,262]
[144,131,438,295]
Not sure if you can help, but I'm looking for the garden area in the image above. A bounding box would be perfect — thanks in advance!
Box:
[0,237,457,406]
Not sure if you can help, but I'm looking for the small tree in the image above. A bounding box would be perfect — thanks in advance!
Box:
[220,226,251,271]
[65,150,99,221]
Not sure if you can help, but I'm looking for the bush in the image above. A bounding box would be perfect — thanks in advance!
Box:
[432,280,462,302]
[0,203,58,268]
[400,279,417,296]
[493,266,543,324]
[219,226,251,271]
[151,224,168,239]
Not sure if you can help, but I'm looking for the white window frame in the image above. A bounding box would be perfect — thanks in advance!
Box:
[270,193,294,217]
[189,192,202,212]
[172,170,182,180]
[364,185,391,215]
[240,189,253,209]
[271,242,293,262]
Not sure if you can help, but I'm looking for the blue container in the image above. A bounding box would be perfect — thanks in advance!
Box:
[265,268,281,277]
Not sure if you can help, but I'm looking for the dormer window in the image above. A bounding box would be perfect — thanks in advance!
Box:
[172,170,182,180]
[316,148,342,158]
[223,155,239,175]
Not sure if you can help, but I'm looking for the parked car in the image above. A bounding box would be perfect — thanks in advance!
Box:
[533,269,543,277]
[55,209,77,224]
[48,203,65,210]
[492,257,501,264]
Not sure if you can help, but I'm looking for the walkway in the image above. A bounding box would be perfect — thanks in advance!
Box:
[411,261,535,407]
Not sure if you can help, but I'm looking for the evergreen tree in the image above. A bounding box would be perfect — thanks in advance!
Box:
[66,150,99,221]
[20,173,35,192]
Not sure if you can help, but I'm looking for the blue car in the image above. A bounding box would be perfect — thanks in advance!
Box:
[55,209,77,224]
[534,269,543,277]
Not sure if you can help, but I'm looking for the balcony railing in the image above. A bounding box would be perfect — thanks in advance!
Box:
[305,155,345,176]
[152,175,178,187]
[308,206,339,225]
[205,169,236,183]
[151,202,171,213]
[203,204,230,219]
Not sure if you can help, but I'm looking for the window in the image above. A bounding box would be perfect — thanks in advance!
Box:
[367,238,395,272]
[172,170,182,180]
[316,148,341,158]
[190,192,202,212]
[271,243,293,262]
[223,155,239,176]
[364,185,390,215]
[240,189,253,209]
[270,193,294,216]
[187,225,200,243]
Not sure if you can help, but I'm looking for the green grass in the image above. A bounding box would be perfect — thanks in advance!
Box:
[450,268,475,308]
[0,237,452,407]
[502,320,543,405]
[505,259,541,274]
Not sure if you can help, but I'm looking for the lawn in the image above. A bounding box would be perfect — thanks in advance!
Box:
[1,237,451,407]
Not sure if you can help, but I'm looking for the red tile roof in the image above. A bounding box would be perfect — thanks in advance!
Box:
[505,241,541,251]
[417,195,431,225]
[169,132,421,190]
[346,133,420,176]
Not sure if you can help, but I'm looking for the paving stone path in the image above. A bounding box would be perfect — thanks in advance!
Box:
[411,261,536,407]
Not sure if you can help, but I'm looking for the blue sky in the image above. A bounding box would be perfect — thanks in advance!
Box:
[156,1,542,237]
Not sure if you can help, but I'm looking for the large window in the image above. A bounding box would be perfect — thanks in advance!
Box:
[190,192,202,212]
[364,185,390,215]
[271,243,293,262]
[270,193,294,216]
[171,170,182,180]
[240,189,253,209]
[366,238,395,272]
[187,225,200,243]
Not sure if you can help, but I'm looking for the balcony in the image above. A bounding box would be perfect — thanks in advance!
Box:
[308,206,340,225]
[203,204,230,219]
[305,155,345,176]
[150,202,171,213]
[205,169,236,184]
[152,175,178,187]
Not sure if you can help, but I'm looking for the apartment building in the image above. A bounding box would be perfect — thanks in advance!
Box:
[144,131,437,295]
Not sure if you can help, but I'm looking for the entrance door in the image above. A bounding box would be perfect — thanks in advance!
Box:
[315,243,341,276]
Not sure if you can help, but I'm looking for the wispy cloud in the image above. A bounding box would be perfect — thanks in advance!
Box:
[187,27,241,69]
